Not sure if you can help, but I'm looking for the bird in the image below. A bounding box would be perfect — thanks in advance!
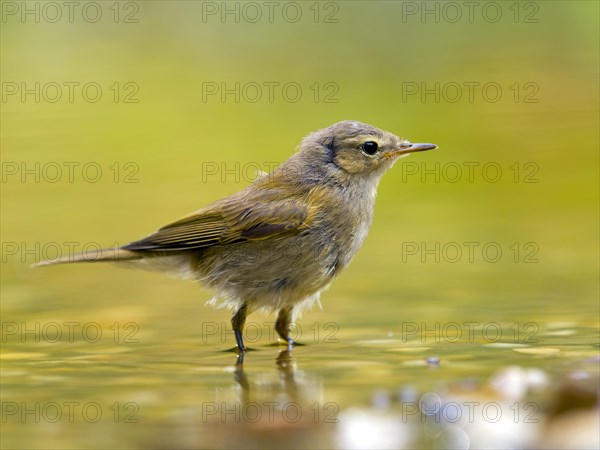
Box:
[34,120,437,353]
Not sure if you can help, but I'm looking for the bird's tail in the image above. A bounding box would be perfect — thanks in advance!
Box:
[31,247,142,268]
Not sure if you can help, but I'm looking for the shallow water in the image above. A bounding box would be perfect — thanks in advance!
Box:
[1,1,599,448]
[2,269,599,448]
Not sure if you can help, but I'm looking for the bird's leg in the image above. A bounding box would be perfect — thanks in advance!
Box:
[231,303,248,353]
[275,307,295,349]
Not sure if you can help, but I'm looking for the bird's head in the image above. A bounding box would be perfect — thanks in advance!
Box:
[296,120,437,184]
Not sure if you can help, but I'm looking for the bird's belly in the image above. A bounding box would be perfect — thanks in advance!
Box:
[185,204,373,312]
[191,232,342,309]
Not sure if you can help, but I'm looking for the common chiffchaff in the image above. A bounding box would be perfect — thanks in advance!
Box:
[35,121,437,352]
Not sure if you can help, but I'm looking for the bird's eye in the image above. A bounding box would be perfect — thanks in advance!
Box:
[362,141,379,155]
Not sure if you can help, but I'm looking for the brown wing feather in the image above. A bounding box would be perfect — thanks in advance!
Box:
[122,188,310,252]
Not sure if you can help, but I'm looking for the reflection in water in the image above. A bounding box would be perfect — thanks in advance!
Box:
[226,351,599,450]
[195,349,336,449]
[233,349,299,405]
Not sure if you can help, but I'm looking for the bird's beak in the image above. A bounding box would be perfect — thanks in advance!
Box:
[393,142,438,156]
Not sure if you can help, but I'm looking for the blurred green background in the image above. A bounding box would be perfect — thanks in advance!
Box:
[1,1,598,449]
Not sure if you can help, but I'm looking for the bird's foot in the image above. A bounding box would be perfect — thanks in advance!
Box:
[279,338,303,351]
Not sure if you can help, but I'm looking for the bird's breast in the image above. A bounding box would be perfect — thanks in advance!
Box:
[313,182,377,275]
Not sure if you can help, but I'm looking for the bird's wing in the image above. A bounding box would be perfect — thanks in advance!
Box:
[122,190,310,252]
